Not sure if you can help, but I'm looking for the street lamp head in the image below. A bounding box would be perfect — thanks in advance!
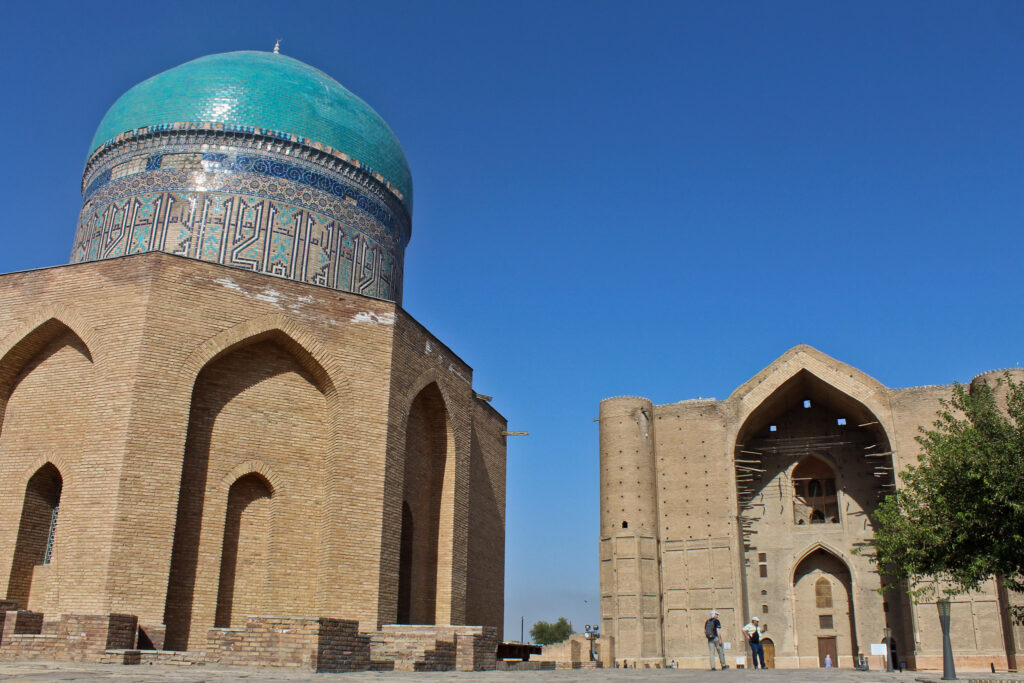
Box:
[937,598,951,619]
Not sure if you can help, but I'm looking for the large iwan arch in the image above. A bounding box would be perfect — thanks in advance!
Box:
[163,330,331,650]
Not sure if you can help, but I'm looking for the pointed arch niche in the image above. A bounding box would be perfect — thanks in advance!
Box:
[733,369,895,536]
[7,463,63,609]
[732,369,907,666]
[396,382,455,625]
[0,318,94,614]
[163,331,328,650]
[792,548,857,667]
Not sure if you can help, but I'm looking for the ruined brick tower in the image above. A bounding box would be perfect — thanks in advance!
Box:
[600,345,1024,671]
[0,50,505,670]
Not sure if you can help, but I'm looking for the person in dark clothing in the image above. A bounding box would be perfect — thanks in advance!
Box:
[705,609,729,670]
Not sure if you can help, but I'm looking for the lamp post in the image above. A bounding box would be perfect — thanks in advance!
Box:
[884,627,894,672]
[584,624,600,662]
[937,599,957,681]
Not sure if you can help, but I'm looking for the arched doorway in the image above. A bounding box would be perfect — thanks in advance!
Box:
[761,637,776,669]
[793,548,857,668]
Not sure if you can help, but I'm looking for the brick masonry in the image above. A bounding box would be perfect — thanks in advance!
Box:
[600,345,1024,671]
[0,252,507,669]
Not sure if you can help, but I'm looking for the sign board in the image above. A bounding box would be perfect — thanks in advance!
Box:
[736,656,746,665]
[870,643,888,657]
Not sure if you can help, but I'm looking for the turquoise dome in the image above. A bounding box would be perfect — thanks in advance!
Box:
[89,50,413,209]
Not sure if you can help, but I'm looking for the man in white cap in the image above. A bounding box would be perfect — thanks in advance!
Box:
[704,609,728,670]
[743,615,766,669]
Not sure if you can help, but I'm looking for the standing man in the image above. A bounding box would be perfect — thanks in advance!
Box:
[705,609,729,671]
[743,616,766,669]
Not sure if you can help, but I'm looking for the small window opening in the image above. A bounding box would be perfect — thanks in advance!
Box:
[759,564,768,578]
[43,481,62,565]
[762,604,769,614]
[803,399,812,408]
[44,506,59,565]
[621,521,628,529]
[837,417,846,426]
[819,614,834,629]
[769,425,777,432]
[815,578,833,609]
[758,552,767,562]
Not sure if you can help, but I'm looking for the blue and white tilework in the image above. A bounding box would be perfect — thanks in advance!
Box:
[74,135,410,303]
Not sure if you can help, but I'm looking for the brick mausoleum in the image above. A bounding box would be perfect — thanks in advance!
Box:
[600,346,1024,670]
[0,50,505,671]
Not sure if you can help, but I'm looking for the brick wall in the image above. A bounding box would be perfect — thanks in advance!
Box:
[0,252,507,663]
[600,345,1019,670]
[206,616,371,671]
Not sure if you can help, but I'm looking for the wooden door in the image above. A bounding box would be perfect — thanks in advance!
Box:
[817,636,838,668]
[762,638,775,669]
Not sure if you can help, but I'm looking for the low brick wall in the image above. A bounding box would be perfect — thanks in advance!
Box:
[373,624,498,672]
[0,612,135,662]
[205,616,370,672]
[0,611,498,673]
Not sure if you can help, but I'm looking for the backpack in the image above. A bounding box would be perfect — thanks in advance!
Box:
[704,618,717,640]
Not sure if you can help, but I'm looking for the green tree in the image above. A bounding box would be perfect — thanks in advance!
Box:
[530,617,573,645]
[866,374,1024,621]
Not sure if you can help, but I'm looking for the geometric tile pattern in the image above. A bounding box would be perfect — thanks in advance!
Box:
[74,138,410,303]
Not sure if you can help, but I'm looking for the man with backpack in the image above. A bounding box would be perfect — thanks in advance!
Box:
[705,609,729,671]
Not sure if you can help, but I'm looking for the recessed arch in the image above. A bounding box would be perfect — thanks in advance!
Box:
[7,463,63,608]
[734,369,891,448]
[728,345,892,429]
[214,472,274,628]
[0,305,101,374]
[792,455,839,525]
[0,315,96,437]
[790,542,854,583]
[217,461,282,496]
[163,327,329,650]
[791,545,858,668]
[396,381,455,625]
[180,315,341,400]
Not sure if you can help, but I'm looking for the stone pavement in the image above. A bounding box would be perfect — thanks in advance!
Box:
[0,662,1021,683]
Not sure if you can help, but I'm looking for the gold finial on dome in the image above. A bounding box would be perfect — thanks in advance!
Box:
[273,39,281,54]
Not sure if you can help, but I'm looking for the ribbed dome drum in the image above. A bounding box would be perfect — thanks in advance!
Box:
[74,50,412,303]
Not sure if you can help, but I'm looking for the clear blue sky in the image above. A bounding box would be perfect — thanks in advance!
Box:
[3,1,1023,641]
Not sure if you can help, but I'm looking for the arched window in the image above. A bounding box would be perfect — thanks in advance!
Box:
[815,577,833,609]
[792,457,839,525]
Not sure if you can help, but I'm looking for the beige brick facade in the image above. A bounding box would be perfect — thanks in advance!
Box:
[600,345,1024,670]
[0,252,507,669]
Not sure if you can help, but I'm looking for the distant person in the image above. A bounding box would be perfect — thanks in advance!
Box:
[824,653,832,669]
[705,609,729,671]
[742,616,766,669]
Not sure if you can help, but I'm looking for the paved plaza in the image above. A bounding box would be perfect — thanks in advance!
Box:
[0,663,1021,683]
